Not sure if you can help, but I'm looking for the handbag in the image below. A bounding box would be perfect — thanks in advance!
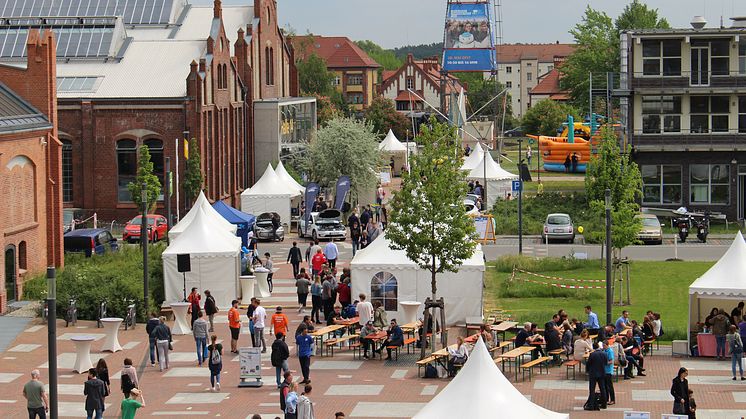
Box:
[673,400,686,415]
[168,342,173,350]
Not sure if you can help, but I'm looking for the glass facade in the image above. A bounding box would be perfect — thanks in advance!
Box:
[280,101,315,149]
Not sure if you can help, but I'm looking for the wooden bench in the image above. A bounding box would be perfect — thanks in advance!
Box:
[349,342,363,359]
[487,341,512,358]
[386,344,403,361]
[564,359,581,380]
[323,334,359,357]
[404,337,417,354]
[416,355,440,377]
[548,348,565,365]
[643,339,656,356]
[520,356,551,381]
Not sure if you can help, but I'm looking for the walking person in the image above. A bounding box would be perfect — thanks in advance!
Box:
[120,388,145,419]
[727,325,745,380]
[23,370,48,419]
[324,241,338,269]
[295,268,311,313]
[228,299,241,353]
[270,306,290,339]
[571,152,579,173]
[526,145,532,166]
[145,312,160,366]
[120,358,139,398]
[83,368,106,419]
[264,253,274,293]
[95,359,110,401]
[357,293,374,328]
[253,299,268,353]
[203,290,218,332]
[311,248,326,278]
[152,317,172,371]
[563,154,571,173]
[584,343,607,411]
[321,276,334,320]
[297,384,315,419]
[603,340,615,405]
[271,332,290,388]
[671,367,690,415]
[350,221,361,256]
[373,301,387,329]
[310,277,322,324]
[287,241,303,279]
[247,297,257,347]
[380,204,388,230]
[193,310,209,366]
[296,327,314,384]
[187,287,201,327]
[207,334,223,392]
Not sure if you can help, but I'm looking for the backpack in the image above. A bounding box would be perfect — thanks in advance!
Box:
[121,373,134,393]
[342,305,356,319]
[424,364,438,378]
[211,347,222,364]
[732,337,744,354]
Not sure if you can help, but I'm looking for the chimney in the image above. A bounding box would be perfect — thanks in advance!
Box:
[213,0,222,19]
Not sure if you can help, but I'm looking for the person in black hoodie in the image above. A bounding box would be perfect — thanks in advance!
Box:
[671,367,690,415]
[83,368,106,419]
[287,241,303,279]
[271,332,290,388]
[203,290,218,332]
[585,344,607,411]
[145,313,160,366]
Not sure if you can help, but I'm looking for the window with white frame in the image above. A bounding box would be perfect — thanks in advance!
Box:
[641,165,682,204]
[641,95,681,133]
[347,74,363,85]
[371,271,398,311]
[690,164,730,204]
[506,66,512,73]
[406,77,414,90]
[526,72,532,81]
[740,96,746,133]
[506,81,512,88]
[690,96,729,133]
[642,40,682,76]
[332,76,341,86]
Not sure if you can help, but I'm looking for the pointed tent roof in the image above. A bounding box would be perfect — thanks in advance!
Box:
[379,129,407,153]
[170,191,237,237]
[413,337,568,419]
[163,205,241,256]
[212,200,255,227]
[275,160,305,194]
[460,142,485,170]
[689,232,746,296]
[241,164,300,197]
[466,150,518,181]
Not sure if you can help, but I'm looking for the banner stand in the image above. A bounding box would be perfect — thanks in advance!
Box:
[238,347,263,388]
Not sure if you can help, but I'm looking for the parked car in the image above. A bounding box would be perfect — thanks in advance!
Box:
[254,212,284,241]
[298,208,346,241]
[464,197,480,216]
[636,214,663,245]
[541,213,575,243]
[64,228,119,257]
[504,127,524,137]
[123,214,168,243]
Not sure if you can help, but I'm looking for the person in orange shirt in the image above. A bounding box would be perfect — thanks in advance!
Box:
[228,300,241,353]
[270,306,290,339]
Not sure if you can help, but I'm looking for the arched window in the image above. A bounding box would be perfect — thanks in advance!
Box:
[4,245,16,301]
[144,139,164,201]
[18,241,27,270]
[371,271,398,311]
[116,139,137,202]
[62,140,73,202]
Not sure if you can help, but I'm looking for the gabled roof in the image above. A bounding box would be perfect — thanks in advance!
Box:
[496,43,575,63]
[530,68,570,101]
[292,35,380,68]
[0,82,52,133]
[381,53,464,97]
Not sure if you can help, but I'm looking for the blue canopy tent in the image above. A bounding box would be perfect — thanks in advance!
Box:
[212,201,256,247]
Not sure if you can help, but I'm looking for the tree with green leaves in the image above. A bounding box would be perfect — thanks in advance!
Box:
[521,99,581,136]
[364,96,410,140]
[127,145,162,212]
[386,118,476,352]
[297,53,336,96]
[355,40,402,71]
[303,117,380,203]
[584,127,643,250]
[615,0,669,34]
[182,138,204,206]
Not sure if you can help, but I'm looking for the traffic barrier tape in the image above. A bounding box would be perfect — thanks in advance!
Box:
[515,268,606,283]
[512,276,606,290]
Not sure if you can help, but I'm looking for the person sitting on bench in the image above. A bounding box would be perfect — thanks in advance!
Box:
[447,336,469,376]
[359,321,378,359]
[376,319,403,360]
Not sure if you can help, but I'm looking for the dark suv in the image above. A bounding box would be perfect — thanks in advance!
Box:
[64,228,119,257]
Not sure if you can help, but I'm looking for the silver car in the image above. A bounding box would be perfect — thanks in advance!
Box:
[254,212,284,241]
[542,213,575,243]
[298,208,346,241]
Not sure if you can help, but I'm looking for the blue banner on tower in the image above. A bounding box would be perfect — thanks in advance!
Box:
[442,1,496,72]
[333,176,351,211]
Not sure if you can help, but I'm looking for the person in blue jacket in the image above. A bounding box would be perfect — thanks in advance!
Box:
[376,319,404,360]
[295,327,314,384]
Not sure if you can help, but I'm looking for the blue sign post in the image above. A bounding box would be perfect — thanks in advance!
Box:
[511,180,522,192]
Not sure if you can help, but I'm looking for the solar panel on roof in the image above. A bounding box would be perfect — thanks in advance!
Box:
[0,26,115,58]
[0,0,175,25]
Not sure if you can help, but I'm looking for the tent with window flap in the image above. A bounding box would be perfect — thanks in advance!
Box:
[350,231,484,326]
[169,191,237,241]
[211,201,256,247]
[241,164,300,225]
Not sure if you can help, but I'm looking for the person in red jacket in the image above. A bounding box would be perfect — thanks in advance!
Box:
[337,280,351,309]
[311,249,327,277]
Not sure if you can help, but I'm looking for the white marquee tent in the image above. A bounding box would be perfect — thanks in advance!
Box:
[162,205,241,309]
[169,191,237,241]
[466,151,518,207]
[241,164,300,224]
[413,337,569,419]
[688,232,746,343]
[350,231,484,326]
[275,160,305,195]
[379,129,408,176]
[460,142,485,171]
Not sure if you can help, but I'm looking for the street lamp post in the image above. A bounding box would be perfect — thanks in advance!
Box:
[518,138,523,255]
[141,183,149,315]
[46,267,58,419]
[605,188,612,325]
[165,157,172,245]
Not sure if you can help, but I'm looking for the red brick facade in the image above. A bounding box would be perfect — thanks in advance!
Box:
[0,30,63,313]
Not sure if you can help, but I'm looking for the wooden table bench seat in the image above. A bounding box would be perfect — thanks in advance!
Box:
[564,359,580,380]
[520,356,551,381]
[323,334,359,357]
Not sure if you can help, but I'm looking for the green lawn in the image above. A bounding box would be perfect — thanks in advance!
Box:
[485,258,714,342]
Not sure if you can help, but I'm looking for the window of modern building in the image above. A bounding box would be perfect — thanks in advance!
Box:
[506,81,512,88]
[406,77,414,90]
[116,139,137,202]
[690,164,729,204]
[506,66,512,73]
[740,43,746,75]
[371,271,398,311]
[62,140,73,202]
[690,96,729,133]
[642,40,681,76]
[740,96,746,133]
[348,74,363,85]
[710,39,730,76]
[641,165,682,204]
[526,72,532,81]
[641,95,681,134]
[144,139,164,200]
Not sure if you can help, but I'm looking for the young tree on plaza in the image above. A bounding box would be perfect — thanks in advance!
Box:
[303,117,380,203]
[127,145,162,212]
[182,138,204,207]
[584,127,643,250]
[386,118,477,312]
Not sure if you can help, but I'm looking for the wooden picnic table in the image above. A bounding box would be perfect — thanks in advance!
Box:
[496,345,536,381]
[362,330,388,359]
[401,321,421,334]
[310,324,345,355]
[491,321,517,340]
[335,317,360,334]
[464,333,482,344]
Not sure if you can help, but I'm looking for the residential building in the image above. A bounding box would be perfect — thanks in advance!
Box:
[0,0,305,222]
[381,53,466,114]
[620,19,746,220]
[529,58,570,107]
[0,30,62,312]
[494,43,575,118]
[292,36,380,111]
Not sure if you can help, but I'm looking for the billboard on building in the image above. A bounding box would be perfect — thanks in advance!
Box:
[442,1,496,72]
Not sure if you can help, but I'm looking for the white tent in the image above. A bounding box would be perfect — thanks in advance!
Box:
[688,232,746,343]
[350,231,484,326]
[379,129,408,176]
[460,142,485,171]
[241,164,300,224]
[275,160,305,195]
[169,191,237,241]
[413,337,569,419]
[467,151,518,208]
[162,205,241,309]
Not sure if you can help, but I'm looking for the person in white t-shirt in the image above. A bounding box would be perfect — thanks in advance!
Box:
[357,294,374,327]
[253,300,268,353]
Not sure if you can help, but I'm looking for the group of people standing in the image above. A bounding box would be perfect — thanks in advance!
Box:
[563,152,581,173]
[347,205,383,256]
[704,302,746,380]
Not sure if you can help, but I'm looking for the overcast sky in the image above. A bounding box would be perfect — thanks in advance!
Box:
[206,0,746,48]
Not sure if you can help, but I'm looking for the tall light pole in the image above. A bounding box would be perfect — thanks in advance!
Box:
[605,188,612,325]
[141,183,149,315]
[518,138,523,255]
[46,267,58,419]
[165,157,172,245]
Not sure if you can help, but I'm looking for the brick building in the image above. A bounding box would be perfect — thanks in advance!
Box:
[0,30,62,313]
[0,0,302,222]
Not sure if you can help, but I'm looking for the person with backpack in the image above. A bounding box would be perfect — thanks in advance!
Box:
[278,371,293,414]
[207,334,223,391]
[193,310,209,366]
[727,325,745,380]
[203,290,218,332]
[372,301,387,329]
[271,332,290,388]
[145,313,160,367]
[120,358,139,398]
